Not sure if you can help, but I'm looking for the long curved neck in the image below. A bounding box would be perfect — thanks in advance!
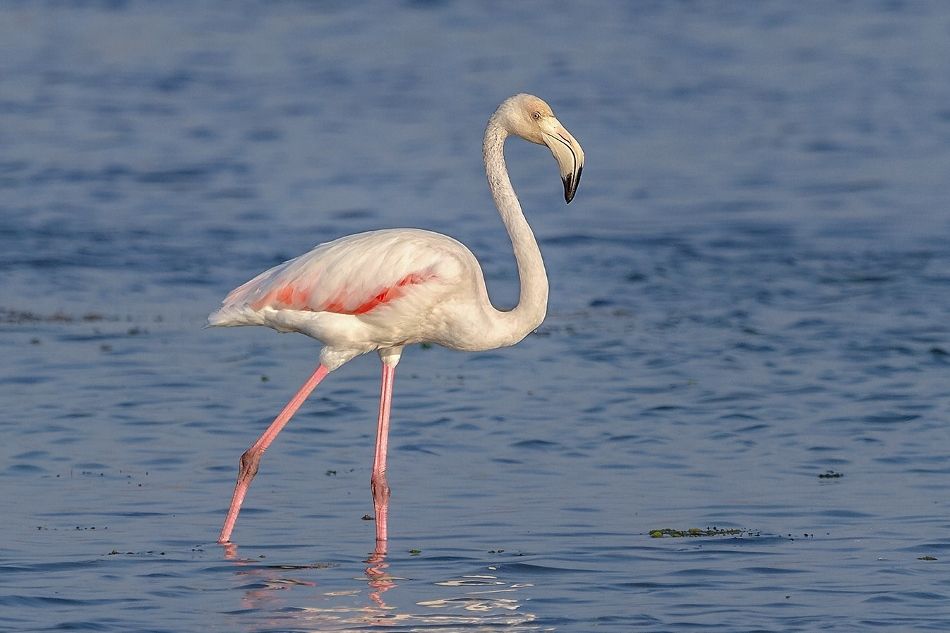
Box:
[482,117,549,344]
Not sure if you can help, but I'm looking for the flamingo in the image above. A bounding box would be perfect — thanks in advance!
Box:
[210,93,584,545]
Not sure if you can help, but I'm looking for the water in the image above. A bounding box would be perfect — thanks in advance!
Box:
[2,1,950,631]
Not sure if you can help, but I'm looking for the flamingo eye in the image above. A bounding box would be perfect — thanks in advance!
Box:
[532,111,542,121]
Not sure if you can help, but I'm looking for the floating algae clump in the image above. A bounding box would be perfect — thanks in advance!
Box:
[649,527,747,538]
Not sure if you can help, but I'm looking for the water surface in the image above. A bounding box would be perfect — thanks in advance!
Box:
[2,2,950,631]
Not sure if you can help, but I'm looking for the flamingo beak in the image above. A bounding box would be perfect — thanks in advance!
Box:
[541,118,585,203]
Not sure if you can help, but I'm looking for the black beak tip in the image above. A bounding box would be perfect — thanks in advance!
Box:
[563,165,582,204]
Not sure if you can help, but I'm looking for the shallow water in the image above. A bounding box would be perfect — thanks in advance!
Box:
[3,1,950,631]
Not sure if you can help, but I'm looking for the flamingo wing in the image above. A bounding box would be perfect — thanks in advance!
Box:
[212,229,465,321]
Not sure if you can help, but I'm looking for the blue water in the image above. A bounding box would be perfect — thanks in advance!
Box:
[2,1,950,631]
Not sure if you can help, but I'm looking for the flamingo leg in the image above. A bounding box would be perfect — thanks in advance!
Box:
[371,363,396,543]
[218,363,330,544]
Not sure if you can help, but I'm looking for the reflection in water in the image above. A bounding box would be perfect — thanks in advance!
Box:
[222,540,539,631]
[364,543,396,609]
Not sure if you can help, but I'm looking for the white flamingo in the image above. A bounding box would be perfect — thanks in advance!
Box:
[210,93,585,544]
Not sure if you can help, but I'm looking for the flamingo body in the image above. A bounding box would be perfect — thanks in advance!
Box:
[211,94,584,545]
[209,228,508,367]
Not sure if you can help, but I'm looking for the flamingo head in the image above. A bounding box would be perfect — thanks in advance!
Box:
[494,93,585,203]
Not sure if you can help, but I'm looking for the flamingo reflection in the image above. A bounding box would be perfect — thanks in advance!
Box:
[220,538,537,630]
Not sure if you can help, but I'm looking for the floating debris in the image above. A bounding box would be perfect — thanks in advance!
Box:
[918,555,937,561]
[649,527,748,538]
[0,308,113,324]
[1,308,162,328]
[818,470,844,479]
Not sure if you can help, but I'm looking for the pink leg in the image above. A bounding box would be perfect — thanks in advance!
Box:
[218,364,330,544]
[371,363,396,543]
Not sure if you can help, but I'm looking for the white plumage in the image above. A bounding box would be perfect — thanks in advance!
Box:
[209,229,488,365]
